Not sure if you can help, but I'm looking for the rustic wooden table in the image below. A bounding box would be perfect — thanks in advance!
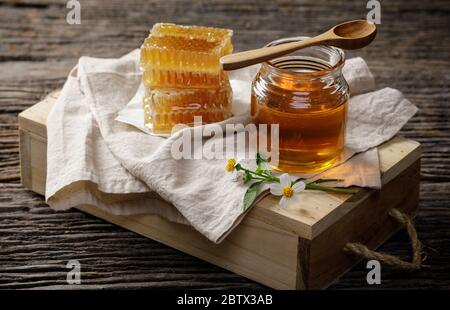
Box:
[0,0,449,289]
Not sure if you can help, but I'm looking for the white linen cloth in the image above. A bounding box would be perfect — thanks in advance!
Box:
[46,50,418,243]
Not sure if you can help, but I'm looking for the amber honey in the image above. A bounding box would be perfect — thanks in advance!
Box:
[251,38,349,173]
[251,95,347,173]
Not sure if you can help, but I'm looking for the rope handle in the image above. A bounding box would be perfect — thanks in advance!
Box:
[344,209,423,271]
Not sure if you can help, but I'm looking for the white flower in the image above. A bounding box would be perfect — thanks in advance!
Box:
[269,173,306,209]
[225,157,242,181]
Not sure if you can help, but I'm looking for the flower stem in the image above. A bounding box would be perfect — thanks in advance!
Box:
[314,178,343,183]
[250,176,268,181]
[239,167,279,182]
[305,182,358,194]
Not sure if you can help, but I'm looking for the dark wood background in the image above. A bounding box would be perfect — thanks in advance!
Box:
[0,0,449,289]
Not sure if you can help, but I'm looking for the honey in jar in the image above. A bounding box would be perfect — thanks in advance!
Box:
[251,38,349,173]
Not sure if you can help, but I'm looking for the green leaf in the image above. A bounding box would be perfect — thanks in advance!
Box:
[256,153,267,166]
[243,181,262,212]
[256,153,272,175]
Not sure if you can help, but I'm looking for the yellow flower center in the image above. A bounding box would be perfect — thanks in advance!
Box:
[226,158,237,172]
[283,186,294,198]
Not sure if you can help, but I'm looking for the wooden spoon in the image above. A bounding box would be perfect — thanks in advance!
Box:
[220,20,377,71]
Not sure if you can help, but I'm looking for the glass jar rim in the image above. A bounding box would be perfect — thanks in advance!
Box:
[262,36,345,78]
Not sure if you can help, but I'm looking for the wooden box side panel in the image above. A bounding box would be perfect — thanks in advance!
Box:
[77,205,299,289]
[300,159,421,289]
[19,128,47,196]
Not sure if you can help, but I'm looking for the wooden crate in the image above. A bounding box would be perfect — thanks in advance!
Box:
[18,91,421,289]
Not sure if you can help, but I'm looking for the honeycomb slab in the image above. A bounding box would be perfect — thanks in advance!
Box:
[141,35,226,72]
[140,23,234,133]
[151,23,233,54]
[144,82,232,134]
[142,66,226,89]
[141,24,233,89]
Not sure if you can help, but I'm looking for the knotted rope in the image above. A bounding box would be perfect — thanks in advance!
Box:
[344,209,423,271]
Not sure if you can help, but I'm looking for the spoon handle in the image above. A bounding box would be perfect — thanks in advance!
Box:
[220,34,329,71]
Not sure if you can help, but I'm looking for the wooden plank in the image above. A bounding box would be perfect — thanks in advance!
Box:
[19,129,47,196]
[76,205,299,289]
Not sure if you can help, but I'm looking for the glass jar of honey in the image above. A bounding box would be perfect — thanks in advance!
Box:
[251,37,349,173]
